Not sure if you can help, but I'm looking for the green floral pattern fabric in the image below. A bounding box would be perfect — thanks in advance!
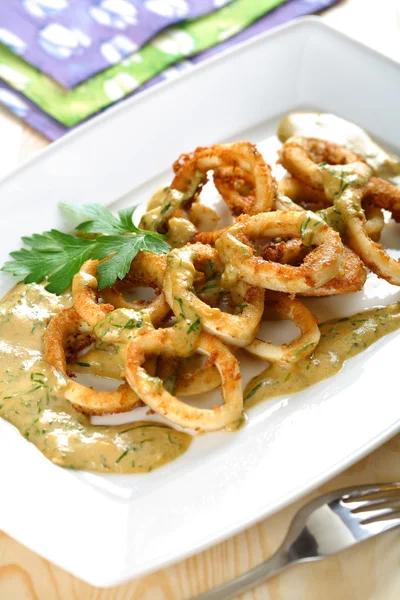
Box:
[0,0,287,126]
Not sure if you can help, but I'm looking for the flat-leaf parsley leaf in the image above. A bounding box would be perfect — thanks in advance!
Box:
[2,203,170,294]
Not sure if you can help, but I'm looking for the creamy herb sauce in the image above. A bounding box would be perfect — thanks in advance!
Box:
[0,283,191,473]
[278,112,400,184]
[244,303,400,407]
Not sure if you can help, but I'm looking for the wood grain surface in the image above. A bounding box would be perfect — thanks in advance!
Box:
[0,1,399,598]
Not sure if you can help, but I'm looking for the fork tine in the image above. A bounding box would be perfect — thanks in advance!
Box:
[360,508,400,525]
[350,497,400,514]
[342,484,400,503]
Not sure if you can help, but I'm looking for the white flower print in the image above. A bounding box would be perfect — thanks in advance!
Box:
[22,0,68,19]
[162,59,193,80]
[218,23,240,41]
[38,24,91,59]
[104,73,139,101]
[152,29,195,56]
[0,89,29,118]
[0,29,26,55]
[213,0,231,7]
[89,0,138,29]
[100,35,137,64]
[144,0,189,18]
[0,66,29,90]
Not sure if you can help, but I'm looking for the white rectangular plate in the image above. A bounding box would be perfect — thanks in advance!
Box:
[0,18,400,587]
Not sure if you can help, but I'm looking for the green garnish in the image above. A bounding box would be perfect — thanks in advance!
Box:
[187,317,201,334]
[1,203,170,294]
[293,343,315,360]
[244,380,267,402]
[300,216,311,237]
[115,448,130,464]
[174,296,186,319]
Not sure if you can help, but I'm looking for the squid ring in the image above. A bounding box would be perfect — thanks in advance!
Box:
[279,176,385,242]
[125,330,243,431]
[280,137,400,222]
[279,136,361,191]
[215,211,345,293]
[44,308,140,415]
[278,176,332,210]
[335,178,400,286]
[72,253,170,329]
[261,240,366,296]
[156,354,220,397]
[245,292,320,363]
[174,143,275,215]
[163,243,264,347]
[141,143,275,232]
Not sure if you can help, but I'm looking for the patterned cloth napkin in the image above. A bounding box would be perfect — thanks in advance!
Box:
[0,0,288,126]
[0,0,234,88]
[0,0,340,139]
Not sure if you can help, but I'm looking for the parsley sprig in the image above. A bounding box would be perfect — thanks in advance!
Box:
[1,203,169,294]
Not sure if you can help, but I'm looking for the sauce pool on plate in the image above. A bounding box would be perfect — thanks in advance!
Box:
[0,283,191,474]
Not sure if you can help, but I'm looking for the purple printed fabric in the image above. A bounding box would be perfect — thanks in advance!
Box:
[0,0,233,88]
[0,0,340,140]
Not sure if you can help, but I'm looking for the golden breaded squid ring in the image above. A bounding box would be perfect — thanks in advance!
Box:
[73,253,170,329]
[156,354,220,396]
[278,176,330,210]
[163,243,264,347]
[261,239,367,296]
[44,308,141,415]
[215,211,345,294]
[279,136,361,191]
[328,164,400,286]
[280,176,385,241]
[72,259,114,328]
[245,292,320,363]
[141,143,275,232]
[125,330,243,431]
[300,246,367,296]
[280,136,400,222]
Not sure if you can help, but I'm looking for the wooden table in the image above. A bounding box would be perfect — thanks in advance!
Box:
[0,1,399,598]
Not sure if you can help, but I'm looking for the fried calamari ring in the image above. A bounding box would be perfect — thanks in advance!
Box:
[280,177,384,243]
[125,329,242,431]
[156,354,220,396]
[163,243,264,347]
[44,308,140,415]
[279,136,361,191]
[278,176,330,211]
[174,143,275,215]
[193,225,231,245]
[262,238,309,265]
[329,163,400,285]
[215,211,345,293]
[73,253,170,329]
[362,177,400,223]
[300,246,367,296]
[141,143,275,233]
[261,239,366,296]
[280,136,400,222]
[245,292,320,363]
[72,259,114,328]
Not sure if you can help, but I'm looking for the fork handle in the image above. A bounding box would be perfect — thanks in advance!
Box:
[191,548,292,600]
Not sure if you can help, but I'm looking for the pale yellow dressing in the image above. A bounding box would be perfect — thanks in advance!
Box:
[0,283,191,473]
[244,303,400,407]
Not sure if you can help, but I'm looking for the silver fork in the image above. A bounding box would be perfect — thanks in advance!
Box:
[192,482,400,600]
